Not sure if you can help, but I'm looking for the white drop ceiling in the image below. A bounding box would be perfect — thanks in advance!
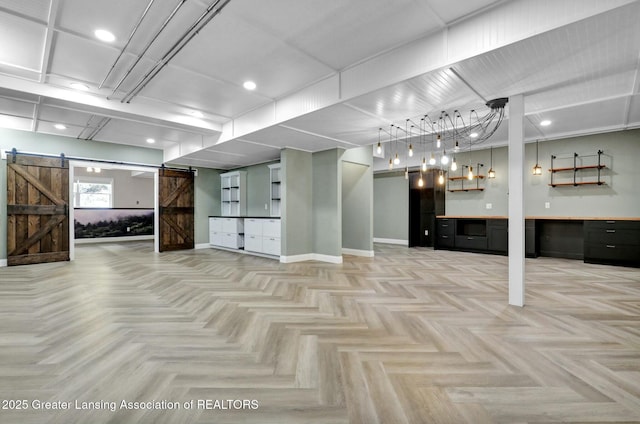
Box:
[0,0,638,171]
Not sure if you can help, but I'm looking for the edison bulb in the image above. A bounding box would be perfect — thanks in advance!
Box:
[418,177,424,187]
[394,154,400,165]
[408,144,413,157]
[451,159,458,171]
[467,166,474,180]
[441,154,449,165]
[421,158,427,171]
[376,142,382,155]
[438,173,444,185]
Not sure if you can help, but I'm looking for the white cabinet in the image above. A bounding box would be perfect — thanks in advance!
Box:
[209,217,244,249]
[221,171,246,216]
[268,164,281,217]
[244,218,280,256]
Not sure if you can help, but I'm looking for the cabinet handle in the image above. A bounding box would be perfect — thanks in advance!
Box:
[606,230,615,233]
[467,237,474,240]
[270,238,275,241]
[606,220,615,224]
[441,224,449,227]
[606,245,616,248]
[442,235,448,239]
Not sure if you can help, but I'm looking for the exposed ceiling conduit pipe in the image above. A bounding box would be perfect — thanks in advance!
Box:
[99,0,156,89]
[121,0,232,104]
[108,0,189,99]
[84,117,111,141]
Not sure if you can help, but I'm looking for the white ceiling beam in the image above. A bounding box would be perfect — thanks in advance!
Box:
[213,0,636,149]
[39,0,59,83]
[0,74,223,135]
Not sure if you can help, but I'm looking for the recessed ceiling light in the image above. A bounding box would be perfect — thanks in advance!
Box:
[54,124,66,130]
[243,80,256,90]
[470,132,478,138]
[189,110,204,118]
[540,120,552,126]
[94,29,115,43]
[70,82,89,91]
[146,138,155,144]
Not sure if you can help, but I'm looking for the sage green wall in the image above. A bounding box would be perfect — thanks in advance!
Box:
[194,167,221,245]
[342,162,371,250]
[227,161,278,217]
[373,172,408,241]
[446,129,640,217]
[281,148,312,256]
[340,146,373,252]
[445,146,509,216]
[312,149,341,257]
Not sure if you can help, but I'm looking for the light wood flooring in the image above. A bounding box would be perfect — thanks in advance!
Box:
[1,242,639,424]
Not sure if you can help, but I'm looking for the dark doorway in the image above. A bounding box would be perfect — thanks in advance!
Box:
[408,170,445,247]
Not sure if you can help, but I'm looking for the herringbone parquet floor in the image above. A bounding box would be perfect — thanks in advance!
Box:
[1,242,639,423]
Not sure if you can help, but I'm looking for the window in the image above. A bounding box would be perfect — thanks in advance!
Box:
[73,177,113,208]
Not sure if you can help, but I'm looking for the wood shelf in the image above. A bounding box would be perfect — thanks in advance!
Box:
[448,175,485,181]
[549,165,606,172]
[447,188,485,192]
[549,182,606,187]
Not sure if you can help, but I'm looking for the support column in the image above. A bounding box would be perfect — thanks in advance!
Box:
[508,94,525,307]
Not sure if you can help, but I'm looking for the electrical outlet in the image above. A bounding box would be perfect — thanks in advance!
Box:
[486,203,492,209]
[545,202,550,209]
[265,203,268,210]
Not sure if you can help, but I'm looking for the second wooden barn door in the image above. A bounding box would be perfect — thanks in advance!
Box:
[6,152,70,266]
[158,168,194,252]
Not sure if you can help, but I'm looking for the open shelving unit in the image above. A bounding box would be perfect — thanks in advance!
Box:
[549,150,606,187]
[268,163,281,217]
[447,163,484,192]
[220,170,246,216]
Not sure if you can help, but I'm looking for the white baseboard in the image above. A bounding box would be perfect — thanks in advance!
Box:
[280,253,343,264]
[342,248,374,257]
[0,259,7,267]
[313,254,343,264]
[194,243,210,250]
[280,254,315,263]
[373,238,408,246]
[74,235,154,244]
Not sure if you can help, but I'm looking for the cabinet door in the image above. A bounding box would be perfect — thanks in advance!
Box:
[263,219,281,238]
[209,217,223,232]
[262,237,281,256]
[222,218,243,234]
[244,218,263,236]
[244,234,262,252]
[210,231,224,246]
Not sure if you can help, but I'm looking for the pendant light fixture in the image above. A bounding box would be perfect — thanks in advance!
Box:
[487,146,496,179]
[393,126,400,165]
[451,157,458,171]
[533,139,543,175]
[376,128,382,155]
[418,173,424,187]
[467,165,474,180]
[422,157,427,171]
[438,171,444,185]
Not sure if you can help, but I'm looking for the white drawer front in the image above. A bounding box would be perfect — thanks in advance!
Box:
[244,234,262,253]
[222,233,243,249]
[210,231,224,246]
[222,217,244,234]
[209,217,223,232]
[263,219,281,238]
[244,218,263,236]
[262,237,281,256]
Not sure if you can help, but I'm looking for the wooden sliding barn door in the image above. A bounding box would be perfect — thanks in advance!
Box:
[158,168,194,252]
[6,152,69,266]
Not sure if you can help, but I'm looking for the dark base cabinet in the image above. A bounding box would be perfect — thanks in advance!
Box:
[584,220,640,267]
[436,217,639,267]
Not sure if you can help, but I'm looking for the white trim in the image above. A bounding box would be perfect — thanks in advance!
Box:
[280,254,315,263]
[210,245,279,260]
[0,259,7,267]
[75,235,154,244]
[195,243,210,250]
[279,253,343,264]
[342,248,374,257]
[313,254,343,264]
[373,238,408,246]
